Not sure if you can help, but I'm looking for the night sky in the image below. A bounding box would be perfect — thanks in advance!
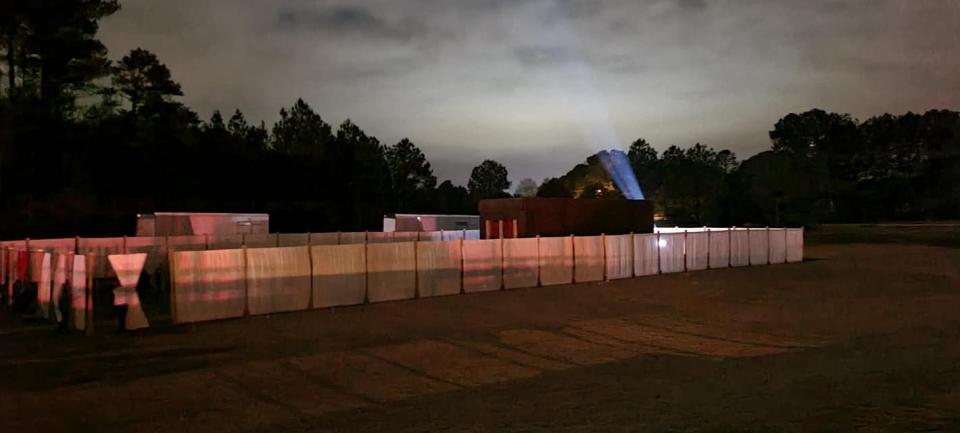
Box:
[99,0,960,186]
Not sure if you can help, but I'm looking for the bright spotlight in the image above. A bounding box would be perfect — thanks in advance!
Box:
[657,238,667,248]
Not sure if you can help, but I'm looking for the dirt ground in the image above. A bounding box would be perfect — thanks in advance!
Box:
[1,226,958,432]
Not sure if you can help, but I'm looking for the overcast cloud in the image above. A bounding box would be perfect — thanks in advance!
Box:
[99,0,960,185]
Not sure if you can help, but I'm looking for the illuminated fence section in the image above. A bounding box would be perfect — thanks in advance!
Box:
[1,227,803,329]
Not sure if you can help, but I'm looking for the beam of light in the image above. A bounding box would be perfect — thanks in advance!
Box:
[530,0,645,200]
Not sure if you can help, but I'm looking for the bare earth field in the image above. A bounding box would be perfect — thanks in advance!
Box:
[1,226,959,432]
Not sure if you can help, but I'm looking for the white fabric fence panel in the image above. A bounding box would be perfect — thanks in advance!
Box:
[37,253,52,319]
[393,232,420,242]
[307,232,338,246]
[573,236,604,283]
[207,234,243,250]
[246,246,312,315]
[312,244,366,308]
[28,238,76,254]
[465,230,481,240]
[277,233,310,247]
[786,228,804,263]
[685,231,709,271]
[502,238,538,289]
[170,249,246,323]
[418,231,444,241]
[604,234,633,280]
[247,233,281,248]
[539,236,573,286]
[167,235,208,252]
[658,233,685,274]
[109,254,149,330]
[416,241,462,297]
[442,230,466,241]
[78,237,124,278]
[52,253,68,324]
[462,239,502,293]
[339,232,367,245]
[366,242,416,302]
[708,229,731,269]
[633,234,659,276]
[769,229,787,264]
[749,229,769,265]
[367,232,395,244]
[124,236,168,277]
[730,229,750,267]
[71,255,87,331]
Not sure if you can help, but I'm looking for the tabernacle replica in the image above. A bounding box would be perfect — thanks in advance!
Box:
[478,198,654,239]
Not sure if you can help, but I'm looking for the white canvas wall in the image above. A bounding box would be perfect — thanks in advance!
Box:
[685,232,709,271]
[730,229,750,267]
[246,246,312,315]
[465,230,481,240]
[786,228,804,263]
[70,255,87,331]
[28,238,76,254]
[442,230,466,241]
[307,233,338,246]
[393,232,420,242]
[170,249,246,323]
[312,244,366,308]
[339,232,367,245]
[768,229,787,264]
[418,231,444,241]
[462,239,502,293]
[207,234,243,250]
[416,241,462,297]
[78,237,124,278]
[708,229,731,269]
[658,233,685,274]
[502,238,538,289]
[37,253,52,319]
[167,235,208,252]
[367,232,395,244]
[573,236,604,283]
[634,234,659,276]
[277,233,310,247]
[108,253,149,330]
[604,234,632,280]
[749,229,769,265]
[366,242,416,302]
[539,236,573,286]
[246,233,281,248]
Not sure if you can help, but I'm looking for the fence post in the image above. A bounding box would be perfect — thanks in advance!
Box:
[766,226,771,265]
[601,233,607,281]
[413,238,420,298]
[499,236,505,290]
[683,230,688,272]
[728,227,733,267]
[459,236,465,294]
[536,235,542,287]
[242,244,249,317]
[570,234,576,283]
[656,232,662,274]
[307,237,314,310]
[85,254,95,336]
[706,229,711,270]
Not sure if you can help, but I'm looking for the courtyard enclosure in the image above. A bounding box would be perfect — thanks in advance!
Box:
[0,228,802,329]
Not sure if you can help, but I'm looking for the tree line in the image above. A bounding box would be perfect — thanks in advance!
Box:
[1,1,957,238]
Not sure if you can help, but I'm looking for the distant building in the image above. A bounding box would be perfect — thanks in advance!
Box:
[477,198,654,239]
[136,212,269,236]
[383,214,480,232]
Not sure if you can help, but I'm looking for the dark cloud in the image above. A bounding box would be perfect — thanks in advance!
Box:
[276,5,421,41]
